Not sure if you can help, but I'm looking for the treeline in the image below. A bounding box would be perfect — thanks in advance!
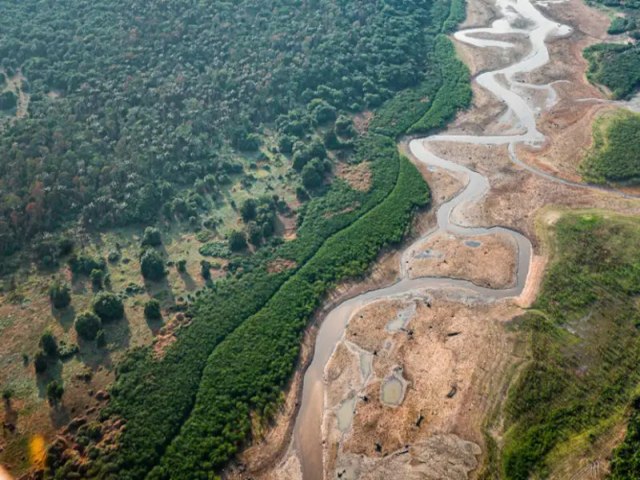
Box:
[499,214,640,479]
[0,0,437,257]
[581,109,640,184]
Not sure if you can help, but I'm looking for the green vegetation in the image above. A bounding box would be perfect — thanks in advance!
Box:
[48,279,71,309]
[584,43,640,99]
[0,0,474,477]
[140,249,166,281]
[501,213,640,479]
[46,380,64,406]
[581,109,640,184]
[75,312,102,341]
[39,331,58,357]
[92,292,124,322]
[584,0,640,98]
[611,398,640,478]
[144,300,162,321]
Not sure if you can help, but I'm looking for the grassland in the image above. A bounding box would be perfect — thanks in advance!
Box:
[498,211,640,479]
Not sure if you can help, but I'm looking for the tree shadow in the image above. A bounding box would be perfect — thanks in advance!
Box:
[35,359,63,400]
[76,314,131,371]
[178,270,198,292]
[51,304,76,332]
[143,275,176,308]
[146,316,165,336]
[3,398,18,428]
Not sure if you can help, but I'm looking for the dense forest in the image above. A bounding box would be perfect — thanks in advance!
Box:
[581,109,640,184]
[0,0,473,478]
[584,0,640,98]
[497,214,640,479]
[0,0,452,262]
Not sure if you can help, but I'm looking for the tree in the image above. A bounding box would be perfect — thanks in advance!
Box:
[142,227,162,247]
[228,231,247,252]
[92,292,124,321]
[176,259,187,273]
[46,380,64,406]
[40,331,58,357]
[200,260,212,280]
[48,280,71,309]
[240,199,257,222]
[144,299,162,320]
[75,311,102,340]
[302,163,323,189]
[248,222,263,246]
[141,249,166,281]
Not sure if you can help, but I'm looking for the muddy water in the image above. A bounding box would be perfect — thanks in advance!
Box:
[291,0,576,478]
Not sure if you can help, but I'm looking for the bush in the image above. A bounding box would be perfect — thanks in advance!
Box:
[40,331,58,357]
[240,199,257,222]
[75,311,102,341]
[46,380,64,405]
[176,259,187,273]
[141,249,166,281]
[144,299,162,320]
[92,292,124,321]
[49,280,71,309]
[141,227,162,247]
[228,231,247,252]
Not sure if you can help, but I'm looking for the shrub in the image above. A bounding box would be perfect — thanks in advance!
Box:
[144,300,162,320]
[46,380,64,405]
[92,292,124,321]
[49,280,71,309]
[90,269,104,289]
[228,231,247,252]
[141,249,166,281]
[200,261,211,280]
[142,227,162,247]
[75,311,102,340]
[176,259,187,273]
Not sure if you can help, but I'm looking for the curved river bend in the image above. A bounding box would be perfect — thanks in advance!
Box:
[291,0,579,478]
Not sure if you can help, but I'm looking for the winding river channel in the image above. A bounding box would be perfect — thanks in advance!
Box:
[290,0,578,478]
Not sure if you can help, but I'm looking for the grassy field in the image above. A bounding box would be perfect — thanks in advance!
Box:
[497,210,640,479]
[581,109,640,185]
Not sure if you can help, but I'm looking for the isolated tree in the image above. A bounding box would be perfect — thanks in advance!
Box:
[144,299,162,320]
[200,260,211,280]
[228,231,247,252]
[176,259,187,273]
[40,331,58,357]
[49,280,71,309]
[75,311,102,340]
[141,227,162,247]
[302,163,323,189]
[141,249,166,281]
[92,292,124,321]
[240,199,257,222]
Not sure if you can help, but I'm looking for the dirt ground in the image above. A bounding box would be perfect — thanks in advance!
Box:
[231,0,640,478]
[405,231,517,289]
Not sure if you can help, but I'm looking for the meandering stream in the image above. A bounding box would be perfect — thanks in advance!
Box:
[290,0,581,478]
